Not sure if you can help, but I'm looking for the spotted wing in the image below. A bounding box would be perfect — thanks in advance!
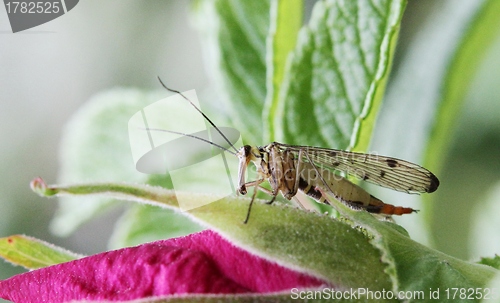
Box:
[277,143,439,194]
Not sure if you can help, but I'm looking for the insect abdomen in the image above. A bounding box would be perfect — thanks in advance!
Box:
[354,195,415,215]
[298,164,416,215]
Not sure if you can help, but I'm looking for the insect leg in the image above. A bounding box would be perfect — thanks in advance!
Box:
[243,179,279,223]
[289,148,310,210]
[243,182,259,224]
[242,179,266,191]
[292,148,304,197]
[243,179,277,205]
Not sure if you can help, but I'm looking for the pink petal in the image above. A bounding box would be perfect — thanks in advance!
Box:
[0,230,326,302]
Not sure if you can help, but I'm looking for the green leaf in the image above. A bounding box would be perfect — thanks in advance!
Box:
[32,178,499,297]
[478,255,500,270]
[263,0,303,142]
[192,0,270,143]
[330,201,499,298]
[275,0,406,152]
[0,235,82,270]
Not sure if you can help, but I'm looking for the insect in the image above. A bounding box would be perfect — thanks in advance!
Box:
[155,78,440,223]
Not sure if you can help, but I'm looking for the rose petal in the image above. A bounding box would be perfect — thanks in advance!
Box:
[0,230,326,303]
[168,230,326,292]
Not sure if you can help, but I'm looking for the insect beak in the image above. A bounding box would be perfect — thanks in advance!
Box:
[237,155,251,195]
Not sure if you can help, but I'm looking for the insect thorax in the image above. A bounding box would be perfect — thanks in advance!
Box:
[264,144,298,200]
[236,143,299,200]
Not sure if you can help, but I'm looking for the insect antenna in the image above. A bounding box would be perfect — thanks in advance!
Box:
[157,77,239,154]
[141,127,237,156]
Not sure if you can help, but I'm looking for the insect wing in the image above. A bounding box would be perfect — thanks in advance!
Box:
[275,143,439,194]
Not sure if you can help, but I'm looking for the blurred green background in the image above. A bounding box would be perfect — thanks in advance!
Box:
[1,0,499,292]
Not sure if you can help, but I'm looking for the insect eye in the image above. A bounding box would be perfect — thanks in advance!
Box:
[243,145,252,157]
